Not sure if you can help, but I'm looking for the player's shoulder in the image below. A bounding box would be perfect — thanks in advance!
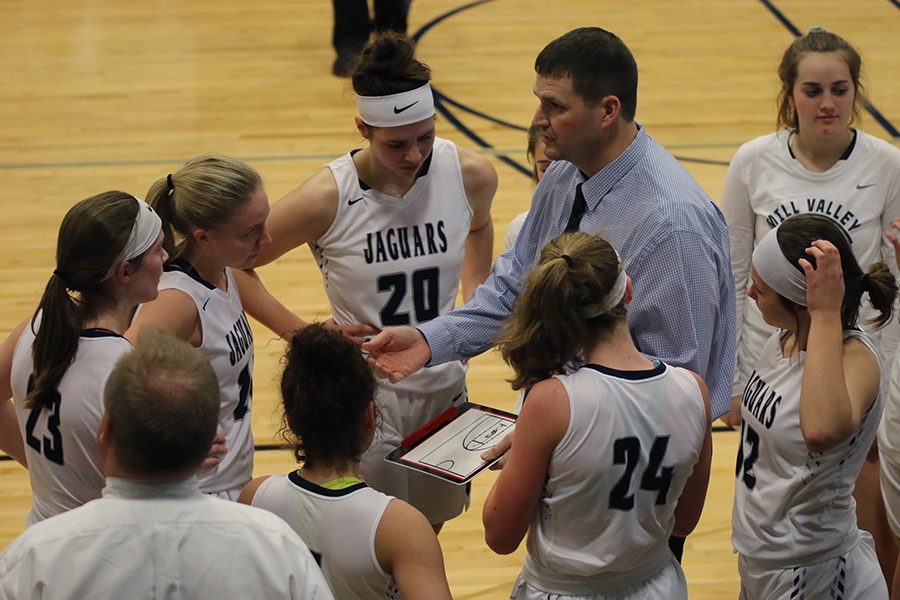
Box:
[738,131,782,155]
[455,144,496,184]
[855,130,900,164]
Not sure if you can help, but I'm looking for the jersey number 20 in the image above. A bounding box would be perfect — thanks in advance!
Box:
[378,267,440,326]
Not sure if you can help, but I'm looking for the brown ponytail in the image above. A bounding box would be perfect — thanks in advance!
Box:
[497,232,626,391]
[28,192,138,409]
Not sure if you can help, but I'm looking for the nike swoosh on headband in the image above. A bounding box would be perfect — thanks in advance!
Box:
[393,101,419,114]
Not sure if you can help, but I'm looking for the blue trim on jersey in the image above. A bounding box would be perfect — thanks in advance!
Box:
[164,258,216,290]
[80,328,127,340]
[583,360,666,381]
[287,470,369,497]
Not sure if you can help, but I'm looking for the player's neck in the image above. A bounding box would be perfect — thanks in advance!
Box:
[781,315,811,356]
[182,250,229,291]
[791,127,853,173]
[299,461,361,486]
[583,322,655,371]
[355,148,417,198]
[82,294,133,334]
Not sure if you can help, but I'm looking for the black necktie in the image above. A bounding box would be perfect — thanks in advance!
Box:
[565,183,587,232]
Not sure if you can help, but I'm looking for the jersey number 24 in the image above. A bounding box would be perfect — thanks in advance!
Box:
[609,435,674,511]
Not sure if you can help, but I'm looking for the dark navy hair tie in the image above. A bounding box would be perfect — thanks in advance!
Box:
[561,254,575,267]
[166,173,175,193]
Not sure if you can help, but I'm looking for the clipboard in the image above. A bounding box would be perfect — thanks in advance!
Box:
[385,402,517,485]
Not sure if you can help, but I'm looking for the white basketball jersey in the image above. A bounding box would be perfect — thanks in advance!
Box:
[522,362,707,595]
[732,329,881,567]
[158,262,254,495]
[252,472,399,600]
[316,138,471,393]
[10,315,132,524]
[726,130,900,396]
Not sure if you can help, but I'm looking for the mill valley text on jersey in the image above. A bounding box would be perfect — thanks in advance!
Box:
[765,198,863,234]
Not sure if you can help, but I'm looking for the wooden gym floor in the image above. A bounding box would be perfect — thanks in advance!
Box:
[0,0,897,597]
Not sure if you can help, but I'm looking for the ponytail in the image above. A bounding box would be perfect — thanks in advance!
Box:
[856,262,897,329]
[497,232,625,391]
[27,276,82,409]
[27,192,138,409]
[146,175,180,259]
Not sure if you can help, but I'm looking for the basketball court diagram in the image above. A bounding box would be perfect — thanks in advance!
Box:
[398,407,516,480]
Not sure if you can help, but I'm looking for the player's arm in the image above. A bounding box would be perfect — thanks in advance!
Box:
[482,378,568,554]
[125,289,201,346]
[0,319,29,467]
[673,371,712,537]
[800,241,879,453]
[458,147,497,302]
[235,169,339,338]
[375,500,453,600]
[232,269,305,340]
[803,335,879,453]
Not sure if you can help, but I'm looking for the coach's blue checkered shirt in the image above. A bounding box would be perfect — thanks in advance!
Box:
[419,125,735,418]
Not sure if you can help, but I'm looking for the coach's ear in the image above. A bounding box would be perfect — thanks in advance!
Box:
[624,275,634,305]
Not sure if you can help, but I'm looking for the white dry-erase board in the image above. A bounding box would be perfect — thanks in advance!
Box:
[386,402,517,485]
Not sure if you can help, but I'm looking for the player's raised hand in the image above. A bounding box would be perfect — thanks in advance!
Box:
[362,326,431,383]
[800,239,844,317]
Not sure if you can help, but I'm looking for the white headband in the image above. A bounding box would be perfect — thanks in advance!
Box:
[102,198,163,281]
[580,253,628,318]
[752,226,808,306]
[357,83,435,128]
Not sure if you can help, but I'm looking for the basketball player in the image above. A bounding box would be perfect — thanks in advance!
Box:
[721,29,900,583]
[235,32,496,529]
[127,155,270,500]
[239,324,452,599]
[482,232,712,599]
[0,192,166,523]
[733,214,894,599]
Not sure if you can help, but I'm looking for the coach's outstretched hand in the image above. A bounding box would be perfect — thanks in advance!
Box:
[362,326,431,383]
[323,318,379,345]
